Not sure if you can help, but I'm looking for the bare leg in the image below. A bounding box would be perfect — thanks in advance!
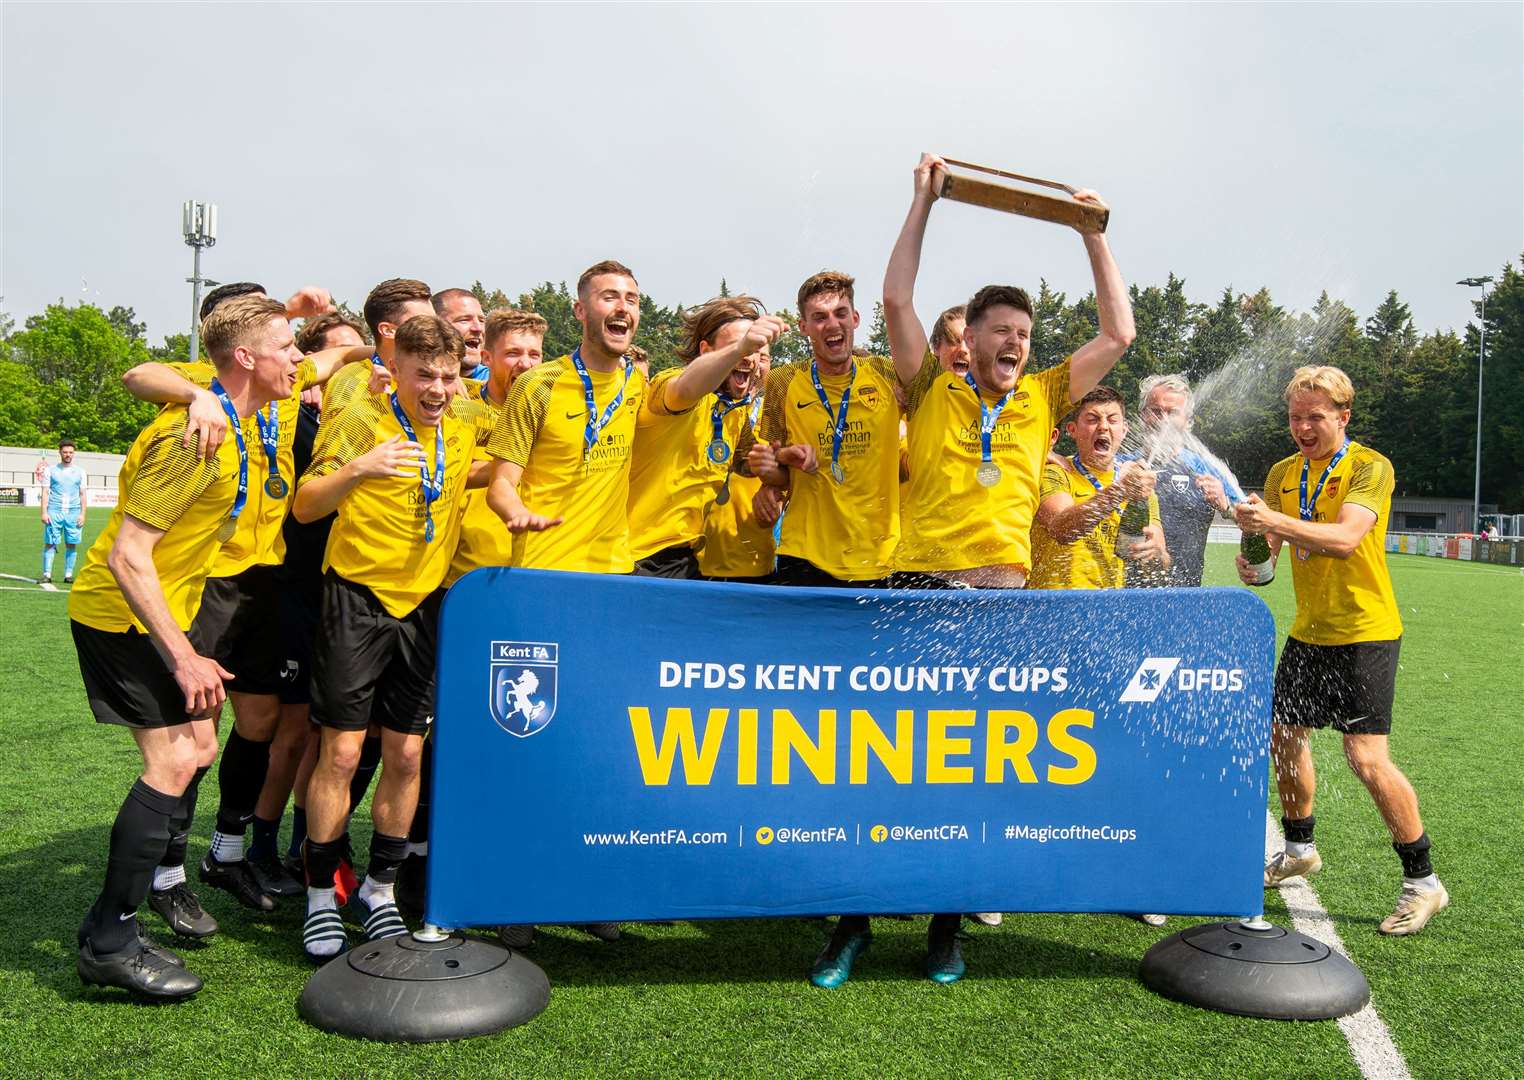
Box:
[1342,734,1423,844]
[1271,722,1315,819]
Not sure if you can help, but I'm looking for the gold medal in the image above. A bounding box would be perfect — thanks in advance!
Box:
[216,518,237,543]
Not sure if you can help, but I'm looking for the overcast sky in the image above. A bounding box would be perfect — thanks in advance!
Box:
[3,3,1519,347]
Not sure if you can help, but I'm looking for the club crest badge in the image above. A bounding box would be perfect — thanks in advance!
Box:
[489,640,558,737]
[1170,473,1191,494]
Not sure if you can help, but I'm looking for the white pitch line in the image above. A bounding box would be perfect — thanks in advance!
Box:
[0,585,66,593]
[1264,812,1412,1080]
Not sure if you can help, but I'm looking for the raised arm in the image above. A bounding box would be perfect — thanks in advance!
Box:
[1066,192,1136,401]
[884,153,949,386]
[662,316,787,413]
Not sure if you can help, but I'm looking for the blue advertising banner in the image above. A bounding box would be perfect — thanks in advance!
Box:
[427,570,1274,928]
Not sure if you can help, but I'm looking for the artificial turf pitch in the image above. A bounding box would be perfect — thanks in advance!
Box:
[0,506,1518,1079]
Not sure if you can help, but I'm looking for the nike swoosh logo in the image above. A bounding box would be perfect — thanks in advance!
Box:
[566,410,584,419]
[796,401,816,410]
[118,911,136,921]
[1281,486,1297,493]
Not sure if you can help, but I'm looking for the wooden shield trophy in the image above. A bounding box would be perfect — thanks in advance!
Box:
[938,157,1109,233]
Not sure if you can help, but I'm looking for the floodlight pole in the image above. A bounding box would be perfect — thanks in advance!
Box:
[1457,276,1493,533]
[183,201,219,362]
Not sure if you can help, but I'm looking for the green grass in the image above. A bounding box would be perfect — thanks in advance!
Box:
[0,505,1518,1079]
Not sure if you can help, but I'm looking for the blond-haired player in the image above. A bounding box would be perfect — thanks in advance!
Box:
[68,295,316,1000]
[1235,365,1446,935]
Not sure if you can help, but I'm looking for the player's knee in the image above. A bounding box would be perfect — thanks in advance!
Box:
[385,738,424,781]
[324,736,365,776]
[1343,739,1388,781]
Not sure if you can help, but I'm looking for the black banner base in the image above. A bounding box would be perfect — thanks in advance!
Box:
[299,930,549,1042]
[1139,920,1370,1021]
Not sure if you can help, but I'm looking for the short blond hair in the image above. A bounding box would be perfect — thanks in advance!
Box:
[484,308,548,351]
[201,295,287,365]
[1284,365,1354,410]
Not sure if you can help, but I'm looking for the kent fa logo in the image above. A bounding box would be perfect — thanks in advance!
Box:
[489,640,559,737]
[1119,657,1181,703]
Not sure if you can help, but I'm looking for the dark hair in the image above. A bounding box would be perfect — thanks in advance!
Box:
[295,312,369,354]
[577,260,637,298]
[1074,385,1126,412]
[431,287,478,315]
[393,315,465,364]
[930,305,966,351]
[58,438,76,450]
[964,285,1033,328]
[200,282,266,321]
[362,278,432,341]
[796,270,855,314]
[677,295,765,361]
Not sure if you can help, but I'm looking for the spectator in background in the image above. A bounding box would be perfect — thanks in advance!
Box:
[41,439,86,584]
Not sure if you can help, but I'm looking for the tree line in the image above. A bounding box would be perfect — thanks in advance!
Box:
[2,259,1520,511]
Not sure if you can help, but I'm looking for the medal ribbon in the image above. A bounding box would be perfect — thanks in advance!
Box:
[254,399,281,493]
[1299,438,1349,522]
[710,392,749,457]
[388,391,446,543]
[570,348,632,454]
[964,374,1013,464]
[209,378,248,529]
[1071,454,1106,493]
[809,360,854,478]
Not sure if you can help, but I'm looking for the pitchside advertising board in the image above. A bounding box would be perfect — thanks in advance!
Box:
[427,570,1275,928]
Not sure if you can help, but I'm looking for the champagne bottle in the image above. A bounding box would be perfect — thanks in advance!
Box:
[1114,499,1150,559]
[1241,531,1275,585]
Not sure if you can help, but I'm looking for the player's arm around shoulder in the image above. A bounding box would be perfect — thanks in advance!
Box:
[122,360,230,463]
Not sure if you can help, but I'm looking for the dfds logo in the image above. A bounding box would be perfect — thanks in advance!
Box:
[1119,657,1243,704]
[490,641,559,737]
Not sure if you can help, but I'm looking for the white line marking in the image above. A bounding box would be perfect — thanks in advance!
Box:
[0,585,65,594]
[1265,812,1412,1080]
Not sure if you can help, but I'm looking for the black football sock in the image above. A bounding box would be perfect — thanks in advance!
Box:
[82,779,179,954]
[210,730,272,862]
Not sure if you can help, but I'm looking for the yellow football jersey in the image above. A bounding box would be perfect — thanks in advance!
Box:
[69,406,240,633]
[322,356,380,418]
[444,384,513,587]
[1027,461,1160,590]
[698,397,775,579]
[756,357,900,580]
[164,359,319,577]
[627,368,753,561]
[302,391,476,617]
[486,356,647,573]
[1264,443,1403,644]
[896,353,1072,573]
